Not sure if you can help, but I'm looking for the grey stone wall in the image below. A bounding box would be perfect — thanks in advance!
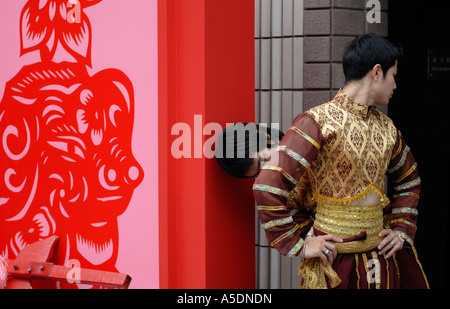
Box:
[303,0,388,110]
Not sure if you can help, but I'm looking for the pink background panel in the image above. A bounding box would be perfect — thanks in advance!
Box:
[0,0,159,289]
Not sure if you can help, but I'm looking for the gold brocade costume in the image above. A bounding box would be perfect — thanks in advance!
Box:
[306,90,397,199]
[253,90,428,289]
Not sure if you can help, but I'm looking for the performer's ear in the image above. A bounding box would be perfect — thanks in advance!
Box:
[372,64,382,80]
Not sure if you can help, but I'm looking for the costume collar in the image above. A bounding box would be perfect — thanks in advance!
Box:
[334,89,373,119]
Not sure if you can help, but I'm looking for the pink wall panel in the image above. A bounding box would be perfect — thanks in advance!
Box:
[0,0,158,288]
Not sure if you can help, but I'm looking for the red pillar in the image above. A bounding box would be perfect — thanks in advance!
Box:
[158,0,255,288]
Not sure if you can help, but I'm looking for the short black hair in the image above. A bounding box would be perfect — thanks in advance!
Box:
[343,33,403,84]
[215,123,284,178]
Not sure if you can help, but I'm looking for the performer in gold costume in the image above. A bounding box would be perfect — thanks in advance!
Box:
[253,33,429,289]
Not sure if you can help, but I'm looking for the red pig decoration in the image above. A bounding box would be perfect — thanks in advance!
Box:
[0,0,144,288]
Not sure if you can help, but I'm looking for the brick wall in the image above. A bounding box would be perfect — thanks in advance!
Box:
[303,0,388,113]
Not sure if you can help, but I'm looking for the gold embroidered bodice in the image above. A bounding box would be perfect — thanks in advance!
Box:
[253,88,421,264]
[306,90,398,200]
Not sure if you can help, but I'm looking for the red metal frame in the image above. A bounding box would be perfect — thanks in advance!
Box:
[3,236,130,289]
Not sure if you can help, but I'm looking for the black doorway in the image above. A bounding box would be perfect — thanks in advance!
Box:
[388,0,450,289]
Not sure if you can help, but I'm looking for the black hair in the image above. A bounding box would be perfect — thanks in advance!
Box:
[343,33,403,84]
[215,123,284,178]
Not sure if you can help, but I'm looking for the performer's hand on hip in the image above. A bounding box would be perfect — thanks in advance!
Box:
[304,231,343,266]
[377,229,404,258]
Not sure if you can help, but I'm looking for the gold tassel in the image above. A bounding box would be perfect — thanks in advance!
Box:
[298,258,342,289]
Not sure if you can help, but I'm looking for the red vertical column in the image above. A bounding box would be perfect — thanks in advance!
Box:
[158,0,255,288]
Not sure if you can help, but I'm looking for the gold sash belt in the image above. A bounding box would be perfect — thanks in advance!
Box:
[299,185,388,289]
[298,233,382,289]
[335,233,382,253]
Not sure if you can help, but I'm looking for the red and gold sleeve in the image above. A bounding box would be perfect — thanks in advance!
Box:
[253,113,322,257]
[387,130,420,246]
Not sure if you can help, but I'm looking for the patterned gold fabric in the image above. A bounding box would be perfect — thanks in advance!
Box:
[306,90,397,199]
